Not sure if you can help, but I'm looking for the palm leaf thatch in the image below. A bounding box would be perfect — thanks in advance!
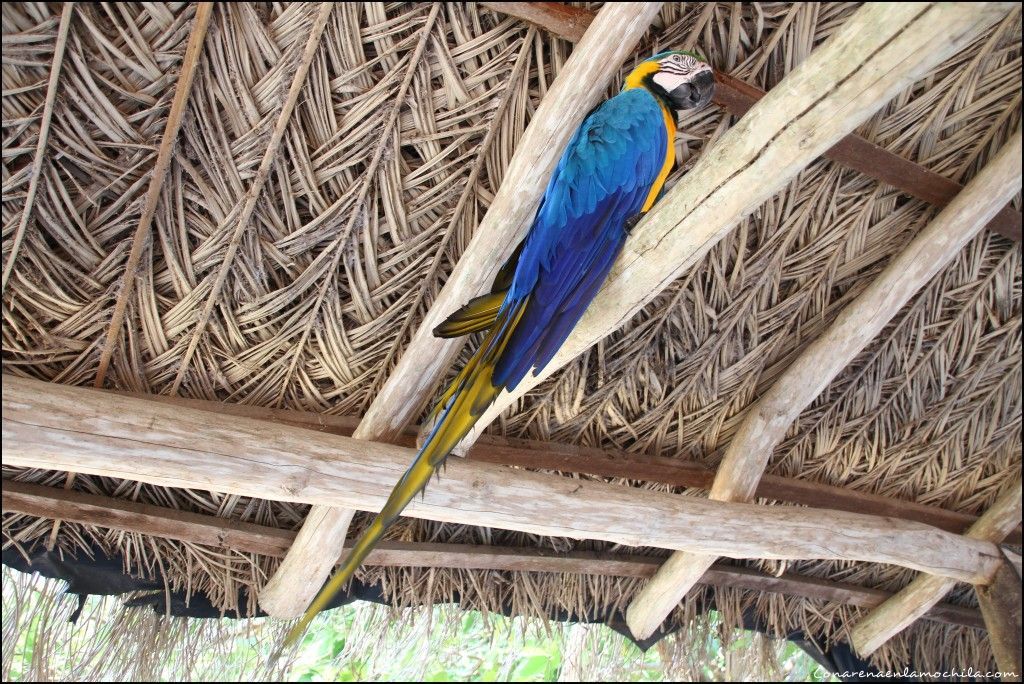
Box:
[2,1,1021,679]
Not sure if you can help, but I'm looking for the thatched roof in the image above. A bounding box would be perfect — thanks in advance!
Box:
[3,1,1021,679]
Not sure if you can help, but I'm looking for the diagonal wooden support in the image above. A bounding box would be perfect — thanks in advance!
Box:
[462,3,1016,476]
[93,3,214,388]
[976,549,1022,680]
[1,374,1005,583]
[851,480,1022,657]
[258,2,666,618]
[625,129,1022,639]
[0,478,985,630]
[482,1,1023,241]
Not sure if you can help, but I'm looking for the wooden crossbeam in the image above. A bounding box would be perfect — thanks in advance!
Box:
[625,130,1023,639]
[117,391,1023,546]
[259,2,667,619]
[851,480,1022,657]
[481,2,1023,241]
[1,479,984,630]
[1,375,1005,584]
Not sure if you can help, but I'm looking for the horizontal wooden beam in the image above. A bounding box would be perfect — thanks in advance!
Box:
[851,479,1022,656]
[117,391,1022,547]
[2,479,982,630]
[481,1,1022,241]
[1,375,1004,584]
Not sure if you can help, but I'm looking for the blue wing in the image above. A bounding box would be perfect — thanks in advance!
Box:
[493,88,669,390]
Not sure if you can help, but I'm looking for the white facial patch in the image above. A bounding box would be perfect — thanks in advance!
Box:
[652,70,690,92]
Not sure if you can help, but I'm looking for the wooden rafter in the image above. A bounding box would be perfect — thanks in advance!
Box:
[1,479,983,630]
[0,375,1006,584]
[851,480,1022,657]
[259,2,666,619]
[625,129,1023,639]
[481,2,1023,241]
[92,3,214,388]
[116,390,1024,546]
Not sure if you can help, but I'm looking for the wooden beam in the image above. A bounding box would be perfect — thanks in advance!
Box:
[1,479,983,630]
[116,391,1024,546]
[975,549,1023,681]
[1,375,1005,584]
[482,1,1023,241]
[625,130,1023,639]
[851,480,1022,657]
[261,2,666,619]
[93,2,214,388]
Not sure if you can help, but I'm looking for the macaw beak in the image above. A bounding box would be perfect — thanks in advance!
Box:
[668,69,715,110]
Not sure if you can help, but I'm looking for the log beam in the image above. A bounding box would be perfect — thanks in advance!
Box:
[481,1,1023,241]
[0,479,984,630]
[975,549,1022,681]
[115,390,1023,546]
[0,375,1004,584]
[260,2,665,618]
[851,480,1022,657]
[625,130,1022,639]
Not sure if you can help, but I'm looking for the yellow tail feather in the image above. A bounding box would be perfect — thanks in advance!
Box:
[283,299,527,648]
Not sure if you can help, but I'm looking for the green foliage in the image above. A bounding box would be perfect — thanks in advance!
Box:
[4,569,836,682]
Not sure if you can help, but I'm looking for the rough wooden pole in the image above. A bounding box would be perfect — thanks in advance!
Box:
[1,375,1004,583]
[976,549,1023,681]
[92,2,214,388]
[259,2,664,619]
[851,479,1022,657]
[625,129,1023,639]
[0,479,984,630]
[113,390,1024,545]
[464,3,1016,447]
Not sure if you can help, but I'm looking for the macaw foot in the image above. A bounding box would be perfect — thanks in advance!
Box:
[624,213,644,233]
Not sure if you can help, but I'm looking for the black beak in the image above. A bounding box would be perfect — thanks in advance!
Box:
[668,70,715,110]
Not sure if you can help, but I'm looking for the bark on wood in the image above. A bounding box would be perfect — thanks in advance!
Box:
[262,2,664,618]
[851,480,1022,656]
[1,376,1004,585]
[0,479,984,630]
[113,391,1024,546]
[975,550,1023,681]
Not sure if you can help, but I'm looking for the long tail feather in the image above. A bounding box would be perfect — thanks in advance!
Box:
[283,299,527,646]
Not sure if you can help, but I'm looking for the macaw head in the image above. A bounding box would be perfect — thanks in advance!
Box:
[625,50,715,111]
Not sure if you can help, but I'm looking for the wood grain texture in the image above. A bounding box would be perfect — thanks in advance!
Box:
[626,129,1022,640]
[0,479,984,630]
[851,480,1022,656]
[111,391,1023,547]
[975,550,1023,681]
[265,2,665,619]
[1,375,1004,584]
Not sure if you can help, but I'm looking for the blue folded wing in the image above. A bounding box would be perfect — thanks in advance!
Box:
[493,88,669,390]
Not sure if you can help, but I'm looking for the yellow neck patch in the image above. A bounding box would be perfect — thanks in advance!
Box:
[624,61,659,90]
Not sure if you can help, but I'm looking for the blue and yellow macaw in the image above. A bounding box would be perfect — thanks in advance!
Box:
[286,51,714,644]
